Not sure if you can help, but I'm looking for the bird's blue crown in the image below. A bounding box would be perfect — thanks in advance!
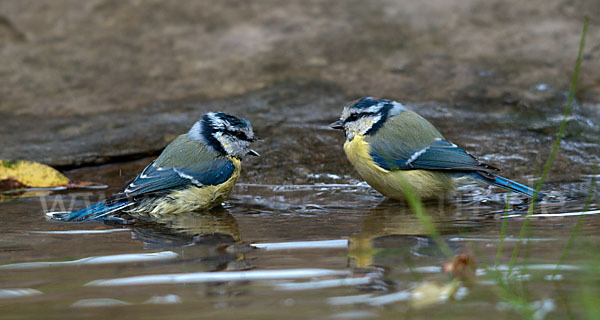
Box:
[211,112,252,129]
[351,97,391,110]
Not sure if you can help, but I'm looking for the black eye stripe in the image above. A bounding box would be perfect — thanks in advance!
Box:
[343,112,378,124]
[224,129,253,141]
[345,114,359,123]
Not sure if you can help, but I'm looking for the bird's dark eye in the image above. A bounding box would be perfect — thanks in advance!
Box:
[344,112,378,124]
[344,113,361,124]
[225,130,253,142]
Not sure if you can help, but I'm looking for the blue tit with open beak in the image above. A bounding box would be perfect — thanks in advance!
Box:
[51,112,259,222]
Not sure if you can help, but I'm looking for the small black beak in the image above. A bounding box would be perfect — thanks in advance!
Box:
[329,120,344,130]
[247,149,260,157]
[251,136,261,142]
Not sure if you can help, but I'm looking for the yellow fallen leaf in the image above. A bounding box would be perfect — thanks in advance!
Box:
[0,160,70,188]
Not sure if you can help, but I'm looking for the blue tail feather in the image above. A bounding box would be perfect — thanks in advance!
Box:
[49,200,133,222]
[471,173,545,200]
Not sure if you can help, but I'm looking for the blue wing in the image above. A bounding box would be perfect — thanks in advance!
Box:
[370,139,496,173]
[369,139,544,199]
[122,158,235,198]
[49,158,235,222]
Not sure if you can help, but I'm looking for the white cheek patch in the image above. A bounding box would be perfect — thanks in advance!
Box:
[345,115,380,140]
[214,132,251,158]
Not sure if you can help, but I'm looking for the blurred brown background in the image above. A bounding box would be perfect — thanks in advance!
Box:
[1,0,598,181]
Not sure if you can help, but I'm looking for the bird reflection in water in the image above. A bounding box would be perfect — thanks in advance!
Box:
[114,206,252,272]
[348,201,485,269]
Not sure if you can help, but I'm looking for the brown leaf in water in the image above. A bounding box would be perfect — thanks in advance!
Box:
[0,178,26,191]
[443,253,477,282]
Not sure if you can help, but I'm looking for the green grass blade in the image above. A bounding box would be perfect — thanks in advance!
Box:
[394,176,454,258]
[508,17,589,271]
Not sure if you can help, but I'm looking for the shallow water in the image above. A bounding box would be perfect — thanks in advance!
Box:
[1,1,599,317]
[1,156,599,319]
[1,86,599,320]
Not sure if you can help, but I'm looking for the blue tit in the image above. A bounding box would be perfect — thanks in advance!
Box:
[51,112,259,222]
[330,97,544,201]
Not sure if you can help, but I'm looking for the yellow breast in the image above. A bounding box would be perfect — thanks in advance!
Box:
[343,135,454,200]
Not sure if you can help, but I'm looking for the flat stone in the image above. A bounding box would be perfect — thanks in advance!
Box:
[1,81,346,167]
